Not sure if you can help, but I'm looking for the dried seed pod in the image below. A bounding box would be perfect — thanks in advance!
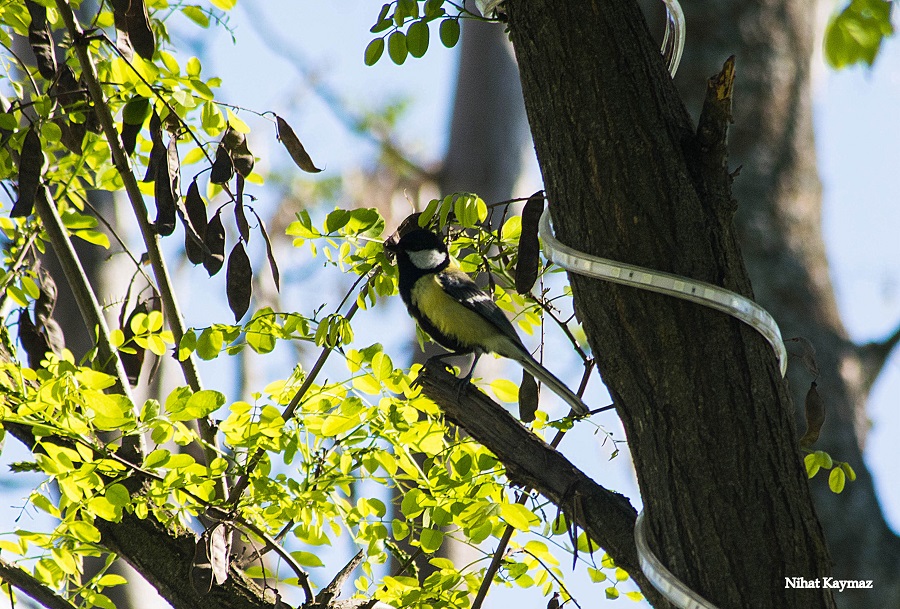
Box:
[12,126,44,218]
[203,210,226,276]
[226,242,252,321]
[276,115,322,173]
[209,144,234,184]
[234,174,249,243]
[153,135,179,236]
[34,271,57,326]
[182,180,207,265]
[515,191,544,294]
[110,0,155,60]
[518,370,539,423]
[208,523,231,585]
[787,336,819,378]
[799,381,825,448]
[142,110,164,182]
[222,126,254,177]
[19,309,51,369]
[25,0,57,80]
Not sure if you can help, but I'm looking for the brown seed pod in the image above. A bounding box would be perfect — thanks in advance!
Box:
[515,191,544,294]
[25,0,57,80]
[203,210,226,276]
[11,127,44,218]
[182,180,207,265]
[799,381,825,448]
[226,242,252,321]
[276,115,322,173]
[234,174,249,243]
[518,370,539,423]
[209,144,234,184]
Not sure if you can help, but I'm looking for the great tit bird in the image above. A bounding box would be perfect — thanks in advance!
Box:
[387,229,589,417]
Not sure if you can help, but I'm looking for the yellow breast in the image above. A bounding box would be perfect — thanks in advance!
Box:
[410,274,506,351]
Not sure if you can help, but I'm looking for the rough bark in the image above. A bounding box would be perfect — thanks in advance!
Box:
[504,1,836,607]
[670,0,900,606]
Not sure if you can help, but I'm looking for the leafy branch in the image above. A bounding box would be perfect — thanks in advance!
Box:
[52,0,220,484]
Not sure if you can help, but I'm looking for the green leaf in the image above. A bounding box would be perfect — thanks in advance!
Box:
[840,461,857,482]
[499,502,537,531]
[180,389,226,420]
[181,6,210,27]
[365,38,385,66]
[804,453,820,478]
[65,520,101,543]
[829,467,846,493]
[605,587,620,600]
[388,31,408,65]
[290,550,325,568]
[105,483,131,507]
[197,327,223,360]
[401,488,425,519]
[439,19,460,48]
[419,528,443,553]
[407,21,430,58]
[490,378,519,403]
[98,574,129,587]
[824,0,894,69]
[74,229,111,248]
[209,0,236,9]
[321,413,360,437]
[88,496,121,521]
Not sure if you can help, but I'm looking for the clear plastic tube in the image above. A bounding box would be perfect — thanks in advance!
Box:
[539,210,788,377]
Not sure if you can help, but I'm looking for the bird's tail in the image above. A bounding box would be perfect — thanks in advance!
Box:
[502,342,589,416]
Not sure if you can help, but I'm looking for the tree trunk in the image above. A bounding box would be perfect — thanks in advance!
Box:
[505,1,835,606]
[670,0,900,606]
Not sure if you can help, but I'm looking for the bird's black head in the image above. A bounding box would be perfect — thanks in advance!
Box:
[386,229,449,274]
[393,229,447,254]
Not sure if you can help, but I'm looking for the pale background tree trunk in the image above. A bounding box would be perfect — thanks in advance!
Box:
[664,0,900,605]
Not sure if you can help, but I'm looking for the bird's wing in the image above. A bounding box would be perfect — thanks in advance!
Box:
[437,269,524,346]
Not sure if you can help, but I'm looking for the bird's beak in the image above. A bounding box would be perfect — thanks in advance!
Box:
[383,235,399,253]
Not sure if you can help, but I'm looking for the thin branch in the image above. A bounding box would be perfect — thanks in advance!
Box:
[471,514,516,609]
[72,190,159,289]
[0,557,79,609]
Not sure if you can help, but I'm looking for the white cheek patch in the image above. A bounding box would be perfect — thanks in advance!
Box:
[408,248,446,270]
